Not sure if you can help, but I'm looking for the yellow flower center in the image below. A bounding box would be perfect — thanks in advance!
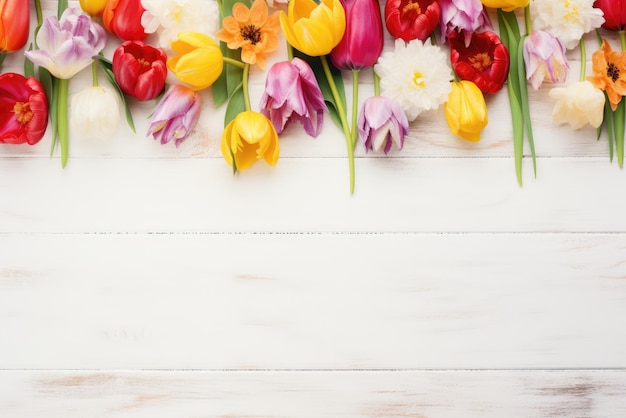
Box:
[469,53,492,71]
[402,0,422,17]
[562,0,580,22]
[607,62,620,83]
[241,24,261,45]
[412,71,425,88]
[137,58,150,68]
[13,102,33,124]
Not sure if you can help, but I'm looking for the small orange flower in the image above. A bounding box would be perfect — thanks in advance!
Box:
[588,40,626,111]
[216,0,280,69]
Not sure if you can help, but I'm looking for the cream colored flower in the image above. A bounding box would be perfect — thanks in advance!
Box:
[375,39,452,121]
[530,0,605,50]
[141,0,219,49]
[549,81,605,129]
[70,86,121,140]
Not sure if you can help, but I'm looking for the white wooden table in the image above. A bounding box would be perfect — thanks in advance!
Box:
[1,2,626,416]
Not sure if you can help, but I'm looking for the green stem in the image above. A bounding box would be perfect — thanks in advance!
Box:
[0,53,6,70]
[57,0,68,18]
[373,70,380,97]
[579,37,586,82]
[351,70,359,150]
[92,61,99,87]
[320,55,354,194]
[242,63,251,111]
[621,30,626,50]
[524,6,532,34]
[35,0,43,26]
[287,43,294,61]
[58,78,69,168]
[223,57,246,69]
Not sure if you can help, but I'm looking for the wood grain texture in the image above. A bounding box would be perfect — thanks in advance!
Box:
[2,1,626,415]
[1,233,625,370]
[1,370,626,417]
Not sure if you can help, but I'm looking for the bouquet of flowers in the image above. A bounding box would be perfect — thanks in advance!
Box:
[0,0,624,193]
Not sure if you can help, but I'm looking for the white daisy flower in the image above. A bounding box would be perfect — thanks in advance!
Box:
[141,0,220,50]
[374,39,453,122]
[530,0,605,50]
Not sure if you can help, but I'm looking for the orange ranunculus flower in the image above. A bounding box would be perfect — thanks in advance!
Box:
[588,40,626,111]
[0,0,29,53]
[216,0,280,70]
[221,111,280,171]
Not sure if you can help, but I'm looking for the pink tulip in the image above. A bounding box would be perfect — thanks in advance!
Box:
[147,84,201,147]
[330,0,384,70]
[523,30,569,90]
[439,0,492,46]
[358,96,408,154]
[259,57,327,137]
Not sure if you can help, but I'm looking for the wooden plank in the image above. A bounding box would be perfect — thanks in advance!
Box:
[1,370,625,417]
[1,157,626,233]
[1,233,625,369]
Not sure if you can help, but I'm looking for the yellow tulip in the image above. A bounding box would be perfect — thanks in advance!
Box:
[444,80,488,142]
[79,0,108,16]
[167,32,224,91]
[279,0,346,57]
[221,111,280,171]
[479,0,529,12]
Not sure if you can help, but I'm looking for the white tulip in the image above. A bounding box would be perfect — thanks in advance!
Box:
[70,86,121,140]
[549,81,605,130]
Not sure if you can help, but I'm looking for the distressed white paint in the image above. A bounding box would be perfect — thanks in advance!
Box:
[1,1,625,415]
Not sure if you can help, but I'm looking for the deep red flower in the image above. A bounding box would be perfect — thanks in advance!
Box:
[0,73,48,145]
[330,0,384,70]
[102,0,148,41]
[384,0,440,42]
[113,40,167,101]
[449,30,509,94]
[594,0,626,31]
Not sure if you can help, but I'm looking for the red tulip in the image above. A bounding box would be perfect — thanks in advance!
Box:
[384,0,440,42]
[449,30,509,94]
[112,40,167,101]
[102,0,148,41]
[0,0,29,53]
[594,0,626,31]
[0,73,48,145]
[330,0,384,70]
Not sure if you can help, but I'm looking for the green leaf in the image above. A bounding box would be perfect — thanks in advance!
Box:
[507,80,525,186]
[614,99,625,167]
[57,0,68,18]
[24,45,35,78]
[212,47,230,108]
[43,72,59,157]
[0,52,6,70]
[517,35,536,177]
[601,95,615,162]
[96,56,136,134]
[224,82,245,126]
[292,50,347,131]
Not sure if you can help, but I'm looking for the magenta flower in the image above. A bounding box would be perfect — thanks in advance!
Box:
[259,57,327,137]
[24,7,106,79]
[329,0,384,70]
[147,84,201,147]
[439,0,492,46]
[523,30,569,90]
[358,96,409,154]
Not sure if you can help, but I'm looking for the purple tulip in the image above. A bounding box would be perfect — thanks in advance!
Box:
[147,85,201,147]
[259,57,327,137]
[439,0,492,46]
[523,30,569,90]
[329,0,383,70]
[24,7,106,80]
[358,96,409,154]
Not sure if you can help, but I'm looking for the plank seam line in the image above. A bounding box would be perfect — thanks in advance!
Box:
[2,368,626,373]
[1,231,626,236]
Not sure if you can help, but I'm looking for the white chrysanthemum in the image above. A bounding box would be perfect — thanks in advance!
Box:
[530,0,604,50]
[70,86,121,140]
[374,39,452,121]
[549,81,605,129]
[141,0,219,49]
